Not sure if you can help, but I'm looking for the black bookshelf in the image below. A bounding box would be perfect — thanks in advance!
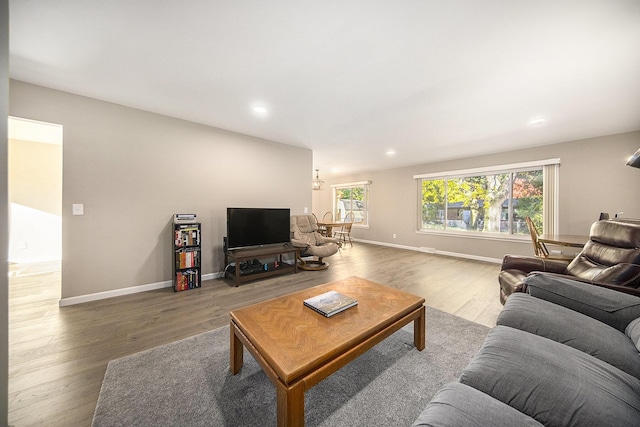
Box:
[173,222,201,291]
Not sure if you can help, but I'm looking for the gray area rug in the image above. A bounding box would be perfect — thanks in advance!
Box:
[92,307,490,426]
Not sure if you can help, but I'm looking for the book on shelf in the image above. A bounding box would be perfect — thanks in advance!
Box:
[303,290,358,317]
[174,227,200,247]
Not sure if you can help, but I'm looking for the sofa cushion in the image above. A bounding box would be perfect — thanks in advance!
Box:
[627,317,640,352]
[498,293,640,378]
[525,272,640,332]
[460,326,640,427]
[412,382,543,427]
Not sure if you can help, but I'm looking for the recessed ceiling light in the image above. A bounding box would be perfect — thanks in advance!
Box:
[252,105,268,115]
[528,117,547,126]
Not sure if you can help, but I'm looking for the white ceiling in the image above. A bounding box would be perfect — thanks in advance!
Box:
[9,0,640,177]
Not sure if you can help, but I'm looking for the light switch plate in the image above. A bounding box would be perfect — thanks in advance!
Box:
[72,204,84,215]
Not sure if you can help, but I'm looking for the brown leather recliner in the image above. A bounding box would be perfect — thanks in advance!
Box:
[499,219,640,304]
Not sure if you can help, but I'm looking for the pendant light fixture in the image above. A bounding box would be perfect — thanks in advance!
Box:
[312,169,324,190]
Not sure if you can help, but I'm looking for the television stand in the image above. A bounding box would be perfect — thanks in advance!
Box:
[224,244,299,287]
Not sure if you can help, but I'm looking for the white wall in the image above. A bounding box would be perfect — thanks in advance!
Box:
[315,131,640,261]
[9,80,313,301]
[8,204,61,262]
[8,127,63,262]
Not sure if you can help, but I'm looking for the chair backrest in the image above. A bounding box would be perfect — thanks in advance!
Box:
[525,216,548,258]
[322,211,333,222]
[290,215,324,246]
[344,212,355,223]
[567,220,640,287]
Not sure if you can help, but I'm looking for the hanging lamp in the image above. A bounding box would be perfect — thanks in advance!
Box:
[312,169,324,190]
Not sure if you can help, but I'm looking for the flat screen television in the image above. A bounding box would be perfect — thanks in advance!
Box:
[226,207,291,250]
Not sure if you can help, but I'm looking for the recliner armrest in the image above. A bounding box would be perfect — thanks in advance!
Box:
[501,255,568,274]
[320,236,340,245]
[525,272,640,332]
[290,238,310,248]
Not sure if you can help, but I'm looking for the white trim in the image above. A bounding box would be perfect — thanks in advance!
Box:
[543,163,560,235]
[413,158,560,179]
[330,180,371,188]
[351,238,503,264]
[58,272,222,307]
[415,229,530,244]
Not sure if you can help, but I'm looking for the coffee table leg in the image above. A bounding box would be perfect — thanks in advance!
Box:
[230,321,243,374]
[276,380,304,427]
[414,305,426,351]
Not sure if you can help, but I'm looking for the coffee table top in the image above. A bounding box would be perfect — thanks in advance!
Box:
[229,276,425,384]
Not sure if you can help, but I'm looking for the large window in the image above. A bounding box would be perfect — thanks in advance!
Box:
[331,181,370,225]
[416,160,559,236]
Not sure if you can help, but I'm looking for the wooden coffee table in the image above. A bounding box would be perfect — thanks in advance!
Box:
[229,276,426,426]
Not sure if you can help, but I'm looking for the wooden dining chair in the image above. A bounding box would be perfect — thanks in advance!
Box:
[334,212,354,246]
[524,216,574,261]
[314,213,328,236]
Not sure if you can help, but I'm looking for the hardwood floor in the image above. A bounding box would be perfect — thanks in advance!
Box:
[8,243,503,426]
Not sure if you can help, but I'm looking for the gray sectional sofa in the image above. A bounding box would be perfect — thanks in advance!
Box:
[413,272,640,426]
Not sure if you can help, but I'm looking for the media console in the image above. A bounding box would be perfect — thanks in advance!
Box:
[224,244,299,287]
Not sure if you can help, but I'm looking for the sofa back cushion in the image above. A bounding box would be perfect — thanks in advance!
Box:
[461,326,640,426]
[566,220,640,287]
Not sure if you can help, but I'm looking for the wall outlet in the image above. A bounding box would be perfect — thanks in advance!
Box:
[392,233,397,239]
[72,203,84,215]
[19,241,27,250]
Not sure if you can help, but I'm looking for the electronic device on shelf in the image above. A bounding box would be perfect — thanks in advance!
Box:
[226,207,291,250]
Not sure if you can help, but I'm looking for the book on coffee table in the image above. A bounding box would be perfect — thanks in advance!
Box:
[303,290,358,317]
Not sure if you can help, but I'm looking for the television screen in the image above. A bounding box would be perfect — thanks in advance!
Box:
[227,208,291,250]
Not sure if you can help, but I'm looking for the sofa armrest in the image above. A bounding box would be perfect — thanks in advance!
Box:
[501,255,569,274]
[525,272,640,332]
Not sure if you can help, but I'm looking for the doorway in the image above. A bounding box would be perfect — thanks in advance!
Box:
[7,117,63,278]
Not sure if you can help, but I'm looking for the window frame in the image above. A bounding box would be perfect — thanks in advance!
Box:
[330,180,371,227]
[414,159,560,239]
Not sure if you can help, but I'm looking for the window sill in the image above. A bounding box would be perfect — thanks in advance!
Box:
[416,229,530,244]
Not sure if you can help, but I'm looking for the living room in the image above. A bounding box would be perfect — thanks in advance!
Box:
[2,1,640,426]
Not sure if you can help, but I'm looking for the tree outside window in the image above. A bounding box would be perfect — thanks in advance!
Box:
[420,169,543,235]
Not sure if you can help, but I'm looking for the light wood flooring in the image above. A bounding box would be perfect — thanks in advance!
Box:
[8,243,503,426]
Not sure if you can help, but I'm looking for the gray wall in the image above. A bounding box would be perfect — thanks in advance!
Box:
[1,1,9,424]
[315,131,640,261]
[9,80,313,300]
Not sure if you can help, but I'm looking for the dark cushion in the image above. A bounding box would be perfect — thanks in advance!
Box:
[627,317,640,352]
[498,255,571,305]
[498,269,527,303]
[412,382,543,427]
[498,293,640,378]
[500,255,569,275]
[460,326,640,427]
[525,272,640,332]
[566,220,640,287]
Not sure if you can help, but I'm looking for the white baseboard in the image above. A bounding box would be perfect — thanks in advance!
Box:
[59,241,500,306]
[59,272,223,307]
[352,238,503,264]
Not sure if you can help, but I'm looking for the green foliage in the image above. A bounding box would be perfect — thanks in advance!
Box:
[420,169,543,233]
